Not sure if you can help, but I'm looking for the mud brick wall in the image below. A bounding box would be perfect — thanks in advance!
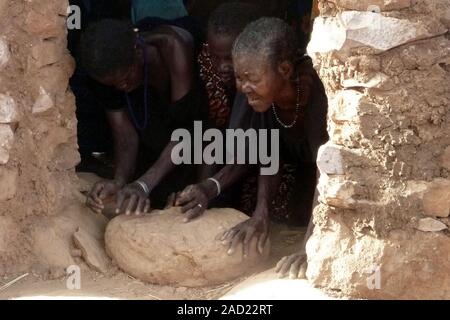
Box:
[307,0,450,299]
[0,0,79,276]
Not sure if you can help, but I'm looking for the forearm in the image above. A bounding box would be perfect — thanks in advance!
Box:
[211,164,252,194]
[197,163,218,182]
[113,133,138,186]
[301,184,319,249]
[254,168,282,218]
[138,141,178,192]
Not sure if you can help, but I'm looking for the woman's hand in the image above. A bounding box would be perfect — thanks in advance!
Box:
[171,180,218,223]
[86,180,123,213]
[219,213,269,258]
[275,250,307,279]
[115,182,151,216]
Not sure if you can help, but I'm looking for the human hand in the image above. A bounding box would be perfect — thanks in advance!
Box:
[219,215,269,258]
[115,182,151,216]
[86,180,122,214]
[275,250,307,279]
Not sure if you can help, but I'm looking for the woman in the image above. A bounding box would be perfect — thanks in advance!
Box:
[176,17,329,278]
[230,17,328,279]
[81,18,203,212]
[105,3,262,216]
[198,2,261,130]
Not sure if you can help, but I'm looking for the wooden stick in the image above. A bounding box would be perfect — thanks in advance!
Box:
[204,282,234,294]
[0,273,29,292]
[147,293,162,300]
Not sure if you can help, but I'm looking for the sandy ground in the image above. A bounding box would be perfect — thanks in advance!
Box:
[0,172,338,300]
[1,268,340,300]
[0,223,326,300]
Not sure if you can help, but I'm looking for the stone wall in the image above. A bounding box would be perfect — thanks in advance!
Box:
[307,0,450,299]
[0,0,79,276]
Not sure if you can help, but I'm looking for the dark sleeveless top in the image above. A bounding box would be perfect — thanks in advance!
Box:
[98,21,208,166]
[229,56,329,165]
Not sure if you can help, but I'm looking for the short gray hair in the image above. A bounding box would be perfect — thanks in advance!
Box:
[232,17,299,70]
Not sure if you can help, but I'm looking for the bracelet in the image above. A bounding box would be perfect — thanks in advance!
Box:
[207,178,221,197]
[135,180,150,195]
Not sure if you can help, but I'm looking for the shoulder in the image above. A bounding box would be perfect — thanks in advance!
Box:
[146,26,195,78]
[297,56,326,106]
[143,25,193,55]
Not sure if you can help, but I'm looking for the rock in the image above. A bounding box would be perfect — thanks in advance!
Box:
[318,175,356,209]
[415,218,448,232]
[0,167,18,201]
[422,179,450,217]
[308,11,447,54]
[105,208,270,287]
[306,214,450,299]
[32,87,54,114]
[329,90,377,124]
[442,146,450,171]
[405,180,428,197]
[342,73,390,89]
[0,94,18,123]
[340,11,446,51]
[0,124,13,164]
[73,228,110,274]
[305,0,450,300]
[331,0,411,11]
[30,40,62,68]
[0,38,9,69]
[54,201,109,243]
[32,222,75,269]
[422,0,450,29]
[35,61,75,96]
[317,142,345,175]
[53,143,80,170]
[308,16,346,54]
[23,10,63,38]
[330,91,360,124]
[30,200,109,272]
[441,218,450,228]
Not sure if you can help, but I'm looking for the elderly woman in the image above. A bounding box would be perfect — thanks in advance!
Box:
[176,17,328,278]
[230,17,328,278]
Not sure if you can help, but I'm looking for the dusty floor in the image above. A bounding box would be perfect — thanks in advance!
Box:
[0,224,309,300]
[1,171,316,300]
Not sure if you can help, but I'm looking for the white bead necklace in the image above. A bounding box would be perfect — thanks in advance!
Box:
[271,82,301,129]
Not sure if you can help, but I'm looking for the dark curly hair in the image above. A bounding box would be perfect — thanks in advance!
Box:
[208,2,262,38]
[80,19,136,79]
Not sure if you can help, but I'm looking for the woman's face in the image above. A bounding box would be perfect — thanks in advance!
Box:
[234,55,285,113]
[99,56,144,93]
[207,33,235,87]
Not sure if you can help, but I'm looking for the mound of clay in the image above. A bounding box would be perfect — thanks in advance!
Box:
[105,207,270,287]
